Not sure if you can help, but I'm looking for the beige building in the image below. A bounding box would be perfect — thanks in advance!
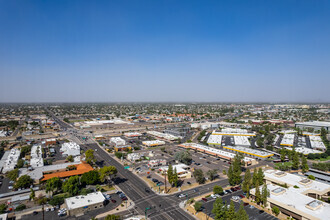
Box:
[65,192,105,216]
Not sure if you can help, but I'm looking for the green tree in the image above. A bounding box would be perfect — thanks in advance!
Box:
[255,182,261,204]
[292,150,300,170]
[193,169,205,184]
[66,155,74,162]
[0,204,7,214]
[14,175,33,189]
[30,188,35,201]
[272,206,280,216]
[213,185,224,195]
[252,168,258,187]
[261,184,269,206]
[6,168,19,181]
[15,204,26,211]
[242,168,252,198]
[257,168,264,185]
[105,215,120,220]
[45,177,62,195]
[173,167,178,187]
[212,197,227,220]
[228,153,243,185]
[236,203,249,220]
[280,148,286,162]
[85,149,95,165]
[206,169,218,181]
[301,156,309,173]
[49,194,65,206]
[17,159,25,168]
[81,170,100,186]
[174,150,192,165]
[167,164,173,185]
[99,166,118,183]
[194,201,203,212]
[227,200,236,219]
[62,176,80,196]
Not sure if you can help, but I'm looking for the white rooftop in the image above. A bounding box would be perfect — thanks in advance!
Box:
[180,143,255,162]
[142,140,165,146]
[296,121,330,127]
[124,132,142,137]
[207,135,222,145]
[234,136,250,146]
[251,184,330,220]
[159,163,189,174]
[65,191,105,210]
[284,147,322,155]
[110,137,126,146]
[30,145,44,168]
[281,133,295,146]
[309,136,326,150]
[224,146,273,158]
[147,131,180,140]
[264,169,330,194]
[3,148,21,173]
[60,142,80,156]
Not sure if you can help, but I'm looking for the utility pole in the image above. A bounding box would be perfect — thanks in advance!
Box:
[164,170,167,193]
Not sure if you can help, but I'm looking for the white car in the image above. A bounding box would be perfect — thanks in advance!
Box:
[210,194,217,199]
[178,194,186,198]
[8,186,13,190]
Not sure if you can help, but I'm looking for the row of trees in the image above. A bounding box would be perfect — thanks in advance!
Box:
[212,198,249,220]
[242,168,264,198]
[279,148,309,172]
[227,153,243,185]
[193,169,219,184]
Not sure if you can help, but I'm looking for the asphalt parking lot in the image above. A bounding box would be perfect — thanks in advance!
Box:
[200,190,278,220]
[21,193,122,220]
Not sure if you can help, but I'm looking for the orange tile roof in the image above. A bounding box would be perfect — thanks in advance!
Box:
[41,162,94,181]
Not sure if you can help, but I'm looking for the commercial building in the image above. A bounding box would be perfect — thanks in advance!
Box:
[191,122,219,130]
[124,132,142,137]
[295,121,330,132]
[148,159,167,168]
[147,131,179,141]
[127,153,143,161]
[30,145,44,168]
[250,184,330,220]
[142,140,166,147]
[158,164,192,179]
[207,135,222,146]
[2,148,21,173]
[94,135,105,141]
[280,134,295,147]
[178,143,256,166]
[223,146,273,159]
[212,129,256,137]
[44,138,56,146]
[164,126,190,137]
[110,137,126,146]
[42,162,93,181]
[233,136,250,147]
[285,147,322,155]
[114,145,132,152]
[60,142,80,157]
[309,136,326,151]
[65,191,105,216]
[250,169,330,220]
[304,169,330,185]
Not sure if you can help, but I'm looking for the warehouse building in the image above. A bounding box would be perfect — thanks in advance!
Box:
[295,121,330,132]
[223,146,273,160]
[2,148,21,173]
[233,136,250,147]
[110,137,126,146]
[147,131,179,141]
[60,142,80,156]
[207,135,222,146]
[142,140,166,147]
[280,134,295,147]
[124,132,142,137]
[30,145,44,168]
[178,143,256,166]
[164,126,190,137]
[309,135,326,151]
[65,192,105,216]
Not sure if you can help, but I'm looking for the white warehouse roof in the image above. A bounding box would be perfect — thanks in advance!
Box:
[3,148,21,173]
[30,145,44,168]
[60,142,80,156]
[207,135,222,145]
[65,191,105,210]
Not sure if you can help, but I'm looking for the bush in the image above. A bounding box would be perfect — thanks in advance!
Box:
[15,204,26,211]
[0,204,7,214]
[308,175,315,180]
[272,206,280,216]
[194,201,203,212]
[213,185,224,194]
[49,195,65,206]
[293,185,299,188]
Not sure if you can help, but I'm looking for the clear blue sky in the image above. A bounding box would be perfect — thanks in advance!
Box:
[1,0,330,103]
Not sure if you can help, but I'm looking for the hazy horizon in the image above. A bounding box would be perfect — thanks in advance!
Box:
[1,0,330,103]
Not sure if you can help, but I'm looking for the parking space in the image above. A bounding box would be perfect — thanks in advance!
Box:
[201,190,278,220]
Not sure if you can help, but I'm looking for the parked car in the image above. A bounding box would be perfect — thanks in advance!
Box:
[33,211,38,215]
[239,194,245,198]
[152,178,159,183]
[225,190,232,194]
[187,181,191,185]
[178,194,185,198]
[111,199,117,203]
[210,194,218,199]
[201,198,208,202]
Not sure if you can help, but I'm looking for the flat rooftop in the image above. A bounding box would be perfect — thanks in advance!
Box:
[251,184,330,220]
[264,169,330,194]
[296,121,330,127]
[223,146,273,158]
[65,191,105,210]
[207,135,222,145]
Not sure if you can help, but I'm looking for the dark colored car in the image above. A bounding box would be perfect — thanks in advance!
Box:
[201,198,207,202]
[111,199,117,203]
[33,211,38,215]
[187,181,191,185]
[147,175,151,178]
[121,197,128,201]
[235,186,241,190]
[225,190,232,194]
[239,194,245,198]
[243,202,249,206]
[152,178,159,183]
[231,187,237,192]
